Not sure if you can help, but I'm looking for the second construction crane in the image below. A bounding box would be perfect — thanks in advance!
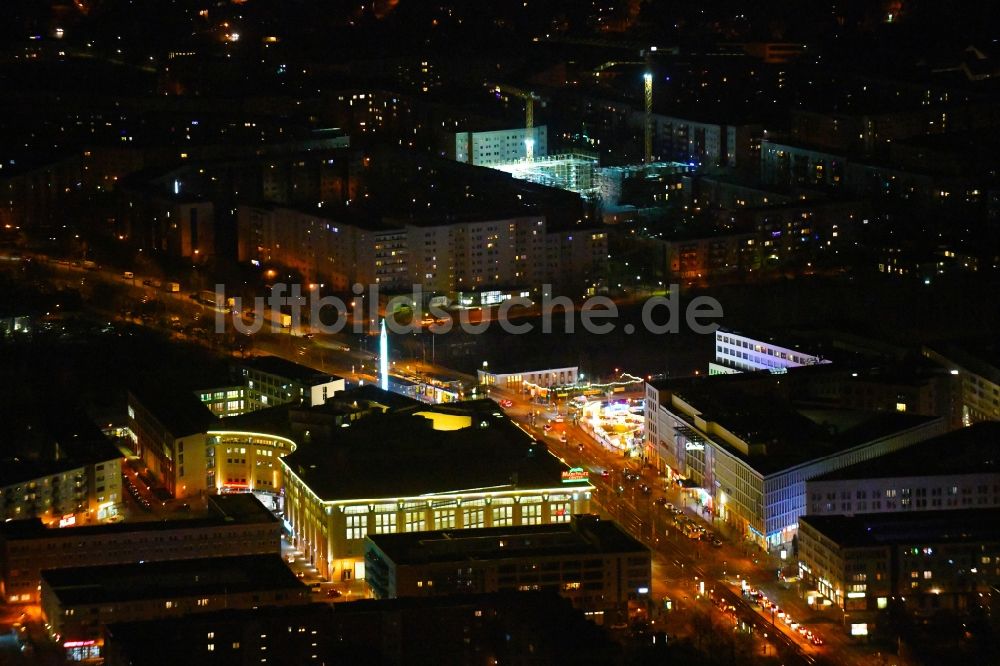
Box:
[488,82,544,161]
[594,48,655,163]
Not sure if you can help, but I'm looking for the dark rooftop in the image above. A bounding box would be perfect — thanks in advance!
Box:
[103,591,618,665]
[0,494,276,541]
[650,374,941,475]
[282,398,589,501]
[41,555,304,606]
[239,355,343,386]
[0,409,123,488]
[924,339,1000,385]
[214,404,297,440]
[332,384,425,411]
[367,515,645,566]
[800,508,1000,549]
[129,384,217,438]
[811,421,1000,482]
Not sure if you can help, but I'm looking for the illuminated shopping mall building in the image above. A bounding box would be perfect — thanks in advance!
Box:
[280,392,594,582]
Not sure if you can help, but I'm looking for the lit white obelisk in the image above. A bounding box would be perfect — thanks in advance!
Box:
[379,319,389,391]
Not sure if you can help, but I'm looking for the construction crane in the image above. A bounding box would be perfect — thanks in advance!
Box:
[643,71,653,163]
[594,48,655,163]
[488,83,544,161]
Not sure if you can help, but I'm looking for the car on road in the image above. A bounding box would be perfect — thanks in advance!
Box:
[559,433,568,443]
[653,497,667,507]
[542,423,552,432]
[326,588,342,598]
[600,469,611,478]
[639,483,651,494]
[711,538,723,548]
[554,415,564,423]
[499,399,513,408]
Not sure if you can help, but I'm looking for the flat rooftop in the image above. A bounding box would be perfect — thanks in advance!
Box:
[811,421,1000,482]
[0,408,123,488]
[214,404,297,440]
[367,516,645,566]
[129,384,217,438]
[0,494,276,541]
[282,399,589,501]
[239,356,343,386]
[800,508,1000,549]
[41,555,304,606]
[103,591,618,665]
[925,339,1000,385]
[650,374,940,475]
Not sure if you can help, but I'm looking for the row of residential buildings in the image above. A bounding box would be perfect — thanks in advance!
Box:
[237,204,608,294]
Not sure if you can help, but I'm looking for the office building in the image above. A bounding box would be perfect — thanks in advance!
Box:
[196,357,344,418]
[923,341,1000,424]
[798,509,1000,630]
[281,397,594,582]
[806,422,1000,517]
[0,494,279,603]
[644,374,946,549]
[102,592,620,666]
[130,357,341,497]
[41,555,308,651]
[364,515,649,623]
[127,386,217,497]
[237,356,345,411]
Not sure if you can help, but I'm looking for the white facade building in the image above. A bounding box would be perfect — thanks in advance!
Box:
[710,329,830,375]
[455,126,548,167]
[479,366,579,391]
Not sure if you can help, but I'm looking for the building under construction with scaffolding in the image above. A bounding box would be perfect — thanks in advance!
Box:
[492,152,600,197]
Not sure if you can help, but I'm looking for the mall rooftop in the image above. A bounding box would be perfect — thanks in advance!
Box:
[282,394,586,501]
[650,374,941,475]
[800,508,1000,549]
[811,421,1000,482]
